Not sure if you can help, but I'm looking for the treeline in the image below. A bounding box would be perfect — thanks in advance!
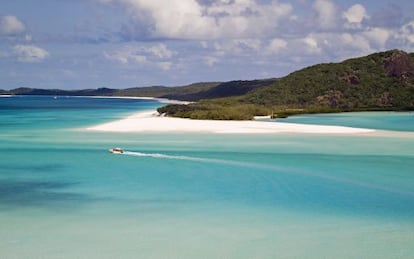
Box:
[3,49,414,120]
[1,79,276,102]
[159,50,414,120]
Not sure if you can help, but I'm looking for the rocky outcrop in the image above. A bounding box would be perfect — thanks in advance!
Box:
[384,50,414,81]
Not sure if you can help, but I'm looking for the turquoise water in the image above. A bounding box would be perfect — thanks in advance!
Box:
[276,111,414,131]
[1,96,414,258]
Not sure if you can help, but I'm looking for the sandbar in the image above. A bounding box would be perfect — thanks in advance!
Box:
[86,110,375,134]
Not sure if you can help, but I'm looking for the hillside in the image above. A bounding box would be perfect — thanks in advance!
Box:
[158,50,414,120]
[168,79,276,101]
[6,87,118,96]
[116,82,221,100]
[2,79,275,102]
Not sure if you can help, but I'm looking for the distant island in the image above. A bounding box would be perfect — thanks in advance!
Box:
[2,49,414,119]
[0,79,277,103]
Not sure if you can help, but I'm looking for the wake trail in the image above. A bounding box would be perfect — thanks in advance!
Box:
[122,151,290,172]
[122,151,252,167]
[121,150,414,197]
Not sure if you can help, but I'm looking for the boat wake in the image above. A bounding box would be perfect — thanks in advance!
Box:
[122,151,240,165]
[117,150,414,197]
[121,150,319,172]
[122,150,285,170]
[122,150,294,172]
[121,150,414,197]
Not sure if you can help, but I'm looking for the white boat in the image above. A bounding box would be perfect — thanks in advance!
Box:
[108,147,124,154]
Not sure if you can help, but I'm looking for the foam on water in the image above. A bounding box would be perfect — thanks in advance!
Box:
[123,150,274,168]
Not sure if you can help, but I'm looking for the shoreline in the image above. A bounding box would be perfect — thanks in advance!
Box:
[1,94,190,104]
[65,95,191,104]
[85,110,376,135]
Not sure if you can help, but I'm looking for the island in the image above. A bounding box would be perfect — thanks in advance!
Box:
[2,49,414,120]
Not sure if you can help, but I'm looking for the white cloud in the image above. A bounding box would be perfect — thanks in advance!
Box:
[266,38,288,54]
[104,50,128,64]
[104,47,146,64]
[148,44,175,59]
[205,0,293,37]
[303,36,321,54]
[233,39,262,52]
[130,54,147,63]
[5,0,411,89]
[104,43,176,64]
[363,28,390,49]
[212,39,262,55]
[94,1,414,84]
[157,61,173,71]
[343,4,369,29]
[205,56,219,66]
[106,0,293,39]
[104,43,176,71]
[340,33,372,53]
[312,0,338,29]
[0,15,25,35]
[13,45,49,62]
[196,38,263,69]
[24,34,32,42]
[395,20,414,45]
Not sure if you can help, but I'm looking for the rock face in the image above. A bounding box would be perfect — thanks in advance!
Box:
[384,50,414,81]
[341,74,360,85]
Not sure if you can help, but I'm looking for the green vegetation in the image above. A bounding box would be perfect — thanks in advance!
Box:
[159,49,414,119]
[157,101,269,120]
[2,79,276,102]
[4,49,414,120]
[116,82,221,100]
[3,84,222,99]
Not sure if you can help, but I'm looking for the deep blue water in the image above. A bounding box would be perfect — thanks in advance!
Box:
[1,96,414,259]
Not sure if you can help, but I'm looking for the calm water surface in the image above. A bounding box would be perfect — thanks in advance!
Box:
[1,96,413,259]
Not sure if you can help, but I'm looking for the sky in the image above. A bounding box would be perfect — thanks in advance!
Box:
[1,0,414,90]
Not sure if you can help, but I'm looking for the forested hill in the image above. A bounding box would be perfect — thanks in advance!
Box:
[1,79,276,101]
[3,49,414,120]
[158,50,414,120]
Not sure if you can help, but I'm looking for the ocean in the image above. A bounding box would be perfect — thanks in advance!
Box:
[1,95,414,259]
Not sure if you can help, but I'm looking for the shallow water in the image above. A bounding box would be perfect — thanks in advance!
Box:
[276,111,414,131]
[1,96,414,258]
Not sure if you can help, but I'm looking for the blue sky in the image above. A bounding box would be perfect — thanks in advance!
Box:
[1,0,414,89]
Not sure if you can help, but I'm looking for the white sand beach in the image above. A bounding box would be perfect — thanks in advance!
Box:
[86,110,375,134]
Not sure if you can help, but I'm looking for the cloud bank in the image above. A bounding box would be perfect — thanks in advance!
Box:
[94,0,414,86]
[2,0,414,89]
[103,0,414,59]
[104,0,294,40]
